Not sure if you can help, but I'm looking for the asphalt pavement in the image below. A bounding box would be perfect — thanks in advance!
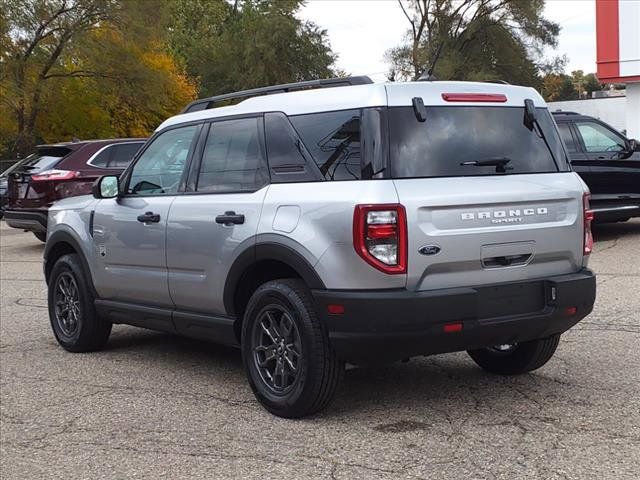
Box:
[1,220,639,479]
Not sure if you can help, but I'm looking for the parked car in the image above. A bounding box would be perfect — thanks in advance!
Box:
[44,77,596,418]
[4,139,145,241]
[1,158,30,218]
[553,111,640,222]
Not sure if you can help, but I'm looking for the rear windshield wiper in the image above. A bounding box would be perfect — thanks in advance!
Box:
[461,157,512,173]
[524,98,559,169]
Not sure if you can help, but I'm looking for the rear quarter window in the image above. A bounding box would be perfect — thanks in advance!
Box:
[289,109,361,181]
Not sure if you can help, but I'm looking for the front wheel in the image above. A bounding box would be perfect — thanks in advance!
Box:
[467,334,560,375]
[48,254,111,352]
[241,279,344,418]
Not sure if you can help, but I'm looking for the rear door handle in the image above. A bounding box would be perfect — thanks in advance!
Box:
[215,211,245,226]
[137,211,161,223]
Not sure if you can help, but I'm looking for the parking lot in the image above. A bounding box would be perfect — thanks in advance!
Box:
[0,220,638,479]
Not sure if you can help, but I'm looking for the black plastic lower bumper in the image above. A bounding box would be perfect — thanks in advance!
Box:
[3,209,48,233]
[313,269,596,364]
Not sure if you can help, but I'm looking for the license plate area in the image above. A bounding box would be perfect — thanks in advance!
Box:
[476,281,545,319]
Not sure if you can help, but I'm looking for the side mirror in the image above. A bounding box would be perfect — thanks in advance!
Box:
[92,175,120,199]
[628,139,639,152]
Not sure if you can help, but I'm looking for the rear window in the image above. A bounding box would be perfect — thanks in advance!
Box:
[389,106,569,178]
[19,147,71,172]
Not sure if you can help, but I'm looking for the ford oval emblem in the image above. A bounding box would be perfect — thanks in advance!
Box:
[419,245,441,256]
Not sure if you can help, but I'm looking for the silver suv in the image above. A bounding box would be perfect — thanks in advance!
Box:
[44,77,596,418]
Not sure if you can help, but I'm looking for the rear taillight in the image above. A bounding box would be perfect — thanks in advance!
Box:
[353,204,407,274]
[31,169,79,181]
[583,192,594,255]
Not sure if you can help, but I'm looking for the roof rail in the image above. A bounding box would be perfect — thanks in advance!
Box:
[182,76,374,114]
[551,110,579,115]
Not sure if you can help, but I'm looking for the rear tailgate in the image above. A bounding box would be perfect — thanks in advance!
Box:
[395,173,586,292]
[7,147,70,209]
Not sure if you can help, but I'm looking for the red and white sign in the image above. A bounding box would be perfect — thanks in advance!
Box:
[596,0,640,83]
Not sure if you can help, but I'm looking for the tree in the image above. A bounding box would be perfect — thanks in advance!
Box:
[0,0,195,158]
[169,0,336,97]
[540,73,577,101]
[387,0,560,86]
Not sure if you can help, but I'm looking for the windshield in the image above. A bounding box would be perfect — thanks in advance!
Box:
[389,106,569,179]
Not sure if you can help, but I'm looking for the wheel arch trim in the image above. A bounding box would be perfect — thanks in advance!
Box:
[44,230,94,288]
[223,242,325,316]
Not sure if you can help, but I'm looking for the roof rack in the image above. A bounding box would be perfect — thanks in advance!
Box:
[182,76,374,114]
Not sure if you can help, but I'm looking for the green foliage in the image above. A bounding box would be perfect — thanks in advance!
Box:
[0,0,336,159]
[387,0,561,88]
[168,0,336,97]
[540,70,604,102]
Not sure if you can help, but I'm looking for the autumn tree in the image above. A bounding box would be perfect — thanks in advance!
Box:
[0,0,195,158]
[387,0,560,86]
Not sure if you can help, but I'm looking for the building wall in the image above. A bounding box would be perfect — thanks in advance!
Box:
[548,97,627,133]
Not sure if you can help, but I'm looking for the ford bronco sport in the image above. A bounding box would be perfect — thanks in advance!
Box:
[43,77,596,418]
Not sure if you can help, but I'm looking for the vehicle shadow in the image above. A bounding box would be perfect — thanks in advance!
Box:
[593,218,640,242]
[101,326,576,419]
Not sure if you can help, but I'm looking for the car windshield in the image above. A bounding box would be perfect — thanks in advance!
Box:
[388,106,569,178]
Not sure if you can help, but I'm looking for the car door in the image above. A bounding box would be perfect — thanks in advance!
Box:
[556,120,591,179]
[574,119,640,198]
[92,124,201,308]
[166,116,269,324]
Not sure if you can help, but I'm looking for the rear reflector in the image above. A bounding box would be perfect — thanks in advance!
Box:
[442,93,507,103]
[443,322,463,333]
[327,304,345,315]
[564,306,577,316]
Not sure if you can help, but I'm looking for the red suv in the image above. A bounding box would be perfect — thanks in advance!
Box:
[4,138,145,241]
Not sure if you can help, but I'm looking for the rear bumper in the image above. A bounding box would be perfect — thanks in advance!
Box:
[3,209,48,232]
[313,269,596,364]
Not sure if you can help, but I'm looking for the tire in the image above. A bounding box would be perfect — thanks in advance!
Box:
[241,279,344,418]
[467,334,560,375]
[33,231,47,242]
[48,253,111,352]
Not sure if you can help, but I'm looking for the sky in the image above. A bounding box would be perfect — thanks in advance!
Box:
[299,0,597,82]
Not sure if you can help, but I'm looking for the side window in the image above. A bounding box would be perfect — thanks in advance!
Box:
[557,123,578,153]
[289,109,361,181]
[127,125,199,195]
[576,121,626,153]
[89,147,111,168]
[265,112,318,183]
[196,117,267,193]
[108,143,143,168]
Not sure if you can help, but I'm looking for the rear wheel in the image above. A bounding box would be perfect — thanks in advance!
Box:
[33,231,46,242]
[241,279,343,418]
[467,334,560,375]
[48,253,111,352]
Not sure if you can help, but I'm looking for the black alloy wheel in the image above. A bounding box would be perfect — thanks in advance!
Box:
[251,305,303,395]
[53,272,81,338]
